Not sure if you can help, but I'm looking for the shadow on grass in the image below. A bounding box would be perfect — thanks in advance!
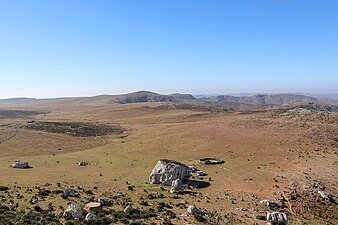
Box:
[188,180,211,189]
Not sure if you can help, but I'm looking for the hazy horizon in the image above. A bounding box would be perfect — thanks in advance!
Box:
[1,90,338,101]
[1,0,337,98]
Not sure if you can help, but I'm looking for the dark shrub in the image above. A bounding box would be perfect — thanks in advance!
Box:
[139,200,150,206]
[256,215,266,220]
[163,210,176,219]
[194,214,206,222]
[38,188,51,197]
[0,186,9,191]
[34,205,43,212]
[162,217,173,225]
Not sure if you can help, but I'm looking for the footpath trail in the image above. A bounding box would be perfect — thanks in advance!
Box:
[0,124,19,144]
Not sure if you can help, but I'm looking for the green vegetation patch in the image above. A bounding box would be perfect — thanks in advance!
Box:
[26,121,124,137]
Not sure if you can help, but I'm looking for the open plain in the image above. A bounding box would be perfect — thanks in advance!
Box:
[0,94,337,224]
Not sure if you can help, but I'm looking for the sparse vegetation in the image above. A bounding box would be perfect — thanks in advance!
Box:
[26,121,124,137]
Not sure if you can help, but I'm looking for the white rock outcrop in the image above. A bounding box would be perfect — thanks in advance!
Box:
[63,204,83,220]
[266,211,288,225]
[11,161,29,169]
[170,179,184,194]
[149,159,190,186]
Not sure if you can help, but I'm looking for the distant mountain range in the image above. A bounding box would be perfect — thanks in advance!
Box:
[109,91,196,104]
[106,91,337,106]
[0,91,337,110]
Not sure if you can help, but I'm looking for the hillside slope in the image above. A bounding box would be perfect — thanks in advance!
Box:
[200,94,318,105]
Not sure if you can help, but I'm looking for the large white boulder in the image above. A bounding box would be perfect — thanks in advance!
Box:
[149,159,190,186]
[63,204,83,220]
[266,211,288,225]
[170,179,184,194]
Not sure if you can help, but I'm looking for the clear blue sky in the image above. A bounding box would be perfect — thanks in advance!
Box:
[0,0,337,98]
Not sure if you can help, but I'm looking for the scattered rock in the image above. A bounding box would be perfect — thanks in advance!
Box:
[127,185,135,191]
[11,161,30,169]
[318,190,331,201]
[199,158,224,165]
[64,188,76,197]
[259,199,275,206]
[85,213,97,221]
[84,202,101,211]
[266,211,288,225]
[187,205,204,215]
[124,205,133,213]
[98,198,110,206]
[63,204,83,220]
[170,179,184,194]
[235,207,247,211]
[78,161,88,166]
[188,166,197,173]
[197,171,207,176]
[149,159,190,185]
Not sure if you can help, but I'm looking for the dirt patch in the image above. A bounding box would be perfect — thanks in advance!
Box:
[26,121,124,137]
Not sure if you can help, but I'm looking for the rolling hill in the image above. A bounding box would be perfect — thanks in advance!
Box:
[199,94,318,105]
[0,92,321,105]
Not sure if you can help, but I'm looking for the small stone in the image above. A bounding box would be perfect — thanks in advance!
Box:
[11,161,30,169]
[78,161,88,166]
[84,202,101,211]
[64,188,76,197]
[170,179,184,194]
[187,205,204,215]
[63,204,83,220]
[85,213,97,220]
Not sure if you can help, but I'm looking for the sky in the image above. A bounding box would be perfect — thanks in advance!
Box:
[0,0,337,98]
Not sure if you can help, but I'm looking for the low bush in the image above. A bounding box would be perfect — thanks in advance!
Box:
[0,186,9,191]
[256,215,266,220]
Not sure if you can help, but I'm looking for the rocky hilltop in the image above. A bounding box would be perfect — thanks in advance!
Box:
[200,94,318,105]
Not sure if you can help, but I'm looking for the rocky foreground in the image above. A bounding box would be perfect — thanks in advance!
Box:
[1,159,337,225]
